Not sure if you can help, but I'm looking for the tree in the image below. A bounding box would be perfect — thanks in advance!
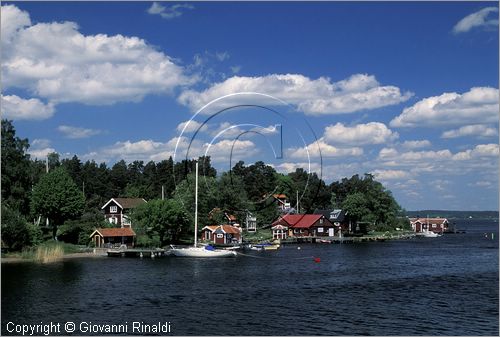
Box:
[342,192,370,224]
[1,119,32,214]
[1,205,42,250]
[31,167,85,239]
[132,199,190,245]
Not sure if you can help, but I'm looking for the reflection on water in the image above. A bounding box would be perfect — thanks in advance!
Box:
[2,220,498,335]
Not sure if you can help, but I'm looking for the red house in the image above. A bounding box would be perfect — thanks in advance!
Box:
[201,225,242,245]
[271,214,336,239]
[410,217,449,234]
[101,198,147,227]
[89,227,136,248]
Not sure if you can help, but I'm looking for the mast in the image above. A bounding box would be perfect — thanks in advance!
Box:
[194,161,199,247]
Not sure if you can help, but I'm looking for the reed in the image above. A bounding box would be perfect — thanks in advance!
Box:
[34,244,64,263]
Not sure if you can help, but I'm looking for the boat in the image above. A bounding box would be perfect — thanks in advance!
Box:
[416,231,441,238]
[249,242,280,251]
[170,162,237,258]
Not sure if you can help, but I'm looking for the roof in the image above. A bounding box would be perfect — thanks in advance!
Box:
[225,213,237,221]
[90,227,136,238]
[201,226,218,232]
[314,209,346,222]
[409,218,448,225]
[273,194,287,199]
[218,225,241,234]
[272,214,327,229]
[101,198,147,210]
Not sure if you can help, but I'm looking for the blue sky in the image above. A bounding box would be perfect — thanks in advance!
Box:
[1,1,499,211]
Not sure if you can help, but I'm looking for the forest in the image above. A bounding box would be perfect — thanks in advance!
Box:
[1,119,408,250]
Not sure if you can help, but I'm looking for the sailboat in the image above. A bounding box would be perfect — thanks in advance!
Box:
[170,161,237,258]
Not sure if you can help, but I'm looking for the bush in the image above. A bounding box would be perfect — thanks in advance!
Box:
[1,205,41,250]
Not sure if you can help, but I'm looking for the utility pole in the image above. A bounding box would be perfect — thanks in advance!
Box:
[162,185,165,200]
[46,155,49,227]
[296,190,299,214]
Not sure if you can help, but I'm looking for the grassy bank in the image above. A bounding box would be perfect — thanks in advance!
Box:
[2,241,83,263]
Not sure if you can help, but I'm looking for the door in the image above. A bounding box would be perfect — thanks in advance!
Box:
[328,228,334,237]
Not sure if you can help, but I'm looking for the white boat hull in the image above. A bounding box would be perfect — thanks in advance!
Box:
[416,231,441,238]
[171,247,237,258]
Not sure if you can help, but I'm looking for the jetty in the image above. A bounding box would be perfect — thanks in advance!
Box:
[281,233,415,244]
[106,248,167,258]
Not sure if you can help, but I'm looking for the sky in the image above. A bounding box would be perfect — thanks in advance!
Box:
[1,1,499,211]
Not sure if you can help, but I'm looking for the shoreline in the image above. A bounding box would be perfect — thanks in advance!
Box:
[1,252,106,264]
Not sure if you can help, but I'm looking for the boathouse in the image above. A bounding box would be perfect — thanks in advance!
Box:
[101,198,147,227]
[201,224,242,244]
[271,214,336,238]
[409,217,449,234]
[314,209,368,236]
[89,228,136,248]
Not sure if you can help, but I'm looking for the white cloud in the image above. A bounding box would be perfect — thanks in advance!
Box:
[32,138,51,148]
[1,95,54,120]
[215,51,230,62]
[58,125,102,139]
[468,180,493,188]
[29,138,56,160]
[390,87,499,128]
[323,122,398,145]
[176,120,208,133]
[230,65,241,74]
[452,143,500,161]
[378,148,453,162]
[147,2,194,20]
[453,7,499,34]
[211,122,278,139]
[2,4,195,110]
[287,139,363,159]
[401,140,432,149]
[441,124,498,139]
[178,73,412,115]
[372,169,411,181]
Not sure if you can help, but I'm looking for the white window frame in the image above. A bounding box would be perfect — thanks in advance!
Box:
[110,206,118,213]
[318,227,324,233]
[216,234,223,238]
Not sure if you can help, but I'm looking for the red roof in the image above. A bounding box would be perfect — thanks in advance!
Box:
[219,225,241,234]
[272,214,325,228]
[273,194,287,199]
[409,218,448,225]
[93,228,136,237]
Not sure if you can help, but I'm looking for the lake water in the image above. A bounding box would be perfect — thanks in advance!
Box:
[2,219,498,335]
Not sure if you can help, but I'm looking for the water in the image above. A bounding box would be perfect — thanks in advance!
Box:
[2,219,498,335]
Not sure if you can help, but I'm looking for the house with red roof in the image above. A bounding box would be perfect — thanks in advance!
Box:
[201,224,242,245]
[101,197,147,227]
[270,214,336,240]
[409,217,449,234]
[89,227,136,248]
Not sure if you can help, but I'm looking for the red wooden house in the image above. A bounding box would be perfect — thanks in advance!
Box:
[201,224,242,245]
[270,214,336,240]
[409,217,449,234]
[89,227,136,248]
[101,198,147,227]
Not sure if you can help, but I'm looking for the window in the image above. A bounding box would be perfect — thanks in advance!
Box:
[216,234,223,238]
[320,218,324,224]
[110,206,118,213]
[318,227,324,233]
[432,224,437,228]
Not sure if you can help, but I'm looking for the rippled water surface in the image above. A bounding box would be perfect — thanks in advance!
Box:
[2,219,498,335]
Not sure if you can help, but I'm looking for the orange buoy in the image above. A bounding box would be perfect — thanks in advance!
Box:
[313,257,321,263]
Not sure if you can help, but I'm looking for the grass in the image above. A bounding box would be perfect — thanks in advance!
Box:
[2,241,83,263]
[242,229,273,243]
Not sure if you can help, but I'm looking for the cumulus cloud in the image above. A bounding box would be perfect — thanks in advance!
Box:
[82,136,258,164]
[401,140,432,149]
[390,87,499,127]
[178,73,412,115]
[147,2,194,20]
[441,124,498,139]
[453,7,499,34]
[323,122,398,145]
[378,148,453,162]
[372,169,411,181]
[452,143,500,161]
[286,139,363,159]
[58,125,102,139]
[1,95,54,120]
[1,4,195,116]
[176,120,209,133]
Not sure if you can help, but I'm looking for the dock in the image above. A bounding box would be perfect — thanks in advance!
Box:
[281,233,415,244]
[106,248,167,258]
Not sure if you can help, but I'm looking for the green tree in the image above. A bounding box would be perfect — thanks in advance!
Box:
[132,199,190,245]
[31,167,85,239]
[342,192,370,223]
[1,119,32,214]
[1,205,42,250]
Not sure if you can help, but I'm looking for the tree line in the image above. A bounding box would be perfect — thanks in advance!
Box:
[1,119,408,250]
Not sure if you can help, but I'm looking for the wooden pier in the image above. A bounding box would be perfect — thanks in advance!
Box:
[106,248,167,258]
[281,233,415,244]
